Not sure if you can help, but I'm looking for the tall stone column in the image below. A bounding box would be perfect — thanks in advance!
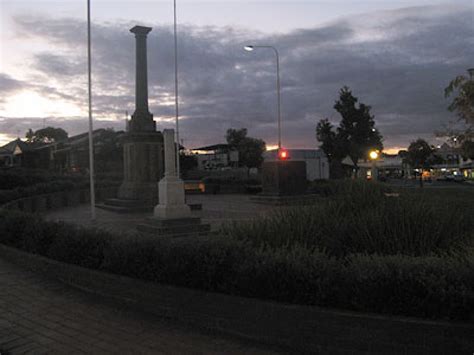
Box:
[129,25,155,132]
[98,25,164,211]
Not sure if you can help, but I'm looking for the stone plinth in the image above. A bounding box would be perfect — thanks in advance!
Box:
[117,132,164,204]
[261,161,307,196]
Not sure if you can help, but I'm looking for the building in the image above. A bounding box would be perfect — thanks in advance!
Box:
[264,149,330,180]
[0,129,123,174]
[191,144,239,171]
[0,139,46,168]
[358,153,408,180]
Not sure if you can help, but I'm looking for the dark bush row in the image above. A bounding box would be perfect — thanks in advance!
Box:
[202,175,261,185]
[0,178,121,205]
[225,182,474,257]
[0,210,473,321]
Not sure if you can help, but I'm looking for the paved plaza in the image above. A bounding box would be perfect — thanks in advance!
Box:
[44,194,276,234]
[0,256,282,354]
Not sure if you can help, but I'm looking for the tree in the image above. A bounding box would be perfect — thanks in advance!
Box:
[25,128,34,142]
[316,119,347,178]
[94,128,122,173]
[315,87,383,177]
[404,139,442,188]
[225,128,266,170]
[437,69,474,161]
[25,127,68,143]
[461,139,474,160]
[445,68,474,125]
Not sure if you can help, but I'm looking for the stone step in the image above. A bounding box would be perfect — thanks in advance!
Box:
[137,222,211,237]
[96,203,153,214]
[104,198,152,208]
[143,216,202,227]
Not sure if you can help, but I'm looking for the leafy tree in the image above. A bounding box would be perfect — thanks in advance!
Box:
[25,128,34,142]
[316,119,348,178]
[437,69,474,161]
[461,140,474,160]
[316,87,383,177]
[445,68,474,124]
[226,128,266,169]
[25,127,68,143]
[94,128,122,173]
[404,139,442,188]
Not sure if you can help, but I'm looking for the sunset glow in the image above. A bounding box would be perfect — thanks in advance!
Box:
[3,91,83,119]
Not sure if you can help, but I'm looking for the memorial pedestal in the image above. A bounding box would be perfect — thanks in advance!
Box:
[251,160,308,205]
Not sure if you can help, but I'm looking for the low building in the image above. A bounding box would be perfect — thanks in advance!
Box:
[0,139,46,168]
[191,144,239,171]
[0,129,123,174]
[358,153,408,180]
[264,149,330,180]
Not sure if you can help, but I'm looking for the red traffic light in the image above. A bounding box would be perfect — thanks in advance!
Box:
[278,148,289,160]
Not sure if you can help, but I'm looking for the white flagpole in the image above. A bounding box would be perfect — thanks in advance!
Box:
[174,0,181,177]
[87,0,96,220]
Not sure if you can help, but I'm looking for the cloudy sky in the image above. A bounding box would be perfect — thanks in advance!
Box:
[0,0,472,152]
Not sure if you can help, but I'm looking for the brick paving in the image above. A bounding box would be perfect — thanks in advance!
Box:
[45,194,276,235]
[0,257,281,354]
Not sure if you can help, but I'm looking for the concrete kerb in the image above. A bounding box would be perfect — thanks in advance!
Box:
[0,244,473,354]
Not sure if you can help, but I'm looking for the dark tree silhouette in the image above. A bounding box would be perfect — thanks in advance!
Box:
[445,68,474,125]
[404,139,443,188]
[25,127,68,143]
[226,128,266,169]
[316,87,383,177]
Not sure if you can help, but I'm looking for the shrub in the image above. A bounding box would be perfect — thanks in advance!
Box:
[0,183,473,321]
[224,183,474,257]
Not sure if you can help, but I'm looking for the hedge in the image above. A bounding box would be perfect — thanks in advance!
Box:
[0,209,473,321]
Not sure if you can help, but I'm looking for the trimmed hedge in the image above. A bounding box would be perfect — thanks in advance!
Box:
[0,178,120,205]
[0,209,473,321]
[225,181,474,257]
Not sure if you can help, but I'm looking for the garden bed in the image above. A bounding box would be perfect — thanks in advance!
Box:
[0,181,473,321]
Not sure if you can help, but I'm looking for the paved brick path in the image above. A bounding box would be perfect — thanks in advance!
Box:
[0,257,280,354]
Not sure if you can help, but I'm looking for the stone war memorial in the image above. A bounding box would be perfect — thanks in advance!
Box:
[98,24,209,236]
[99,25,164,213]
[137,128,210,236]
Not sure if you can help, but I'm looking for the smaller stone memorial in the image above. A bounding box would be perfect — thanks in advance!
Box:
[137,129,210,237]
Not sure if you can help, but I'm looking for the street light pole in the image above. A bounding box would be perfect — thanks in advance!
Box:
[244,45,282,149]
[173,0,181,177]
[87,0,96,221]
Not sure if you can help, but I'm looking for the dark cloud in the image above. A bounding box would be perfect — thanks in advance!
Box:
[3,4,473,149]
[0,74,28,100]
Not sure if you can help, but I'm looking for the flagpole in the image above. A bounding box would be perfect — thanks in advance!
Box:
[87,0,96,220]
[174,0,181,177]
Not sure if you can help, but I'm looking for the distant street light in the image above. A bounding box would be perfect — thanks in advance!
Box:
[243,44,282,149]
[369,150,379,181]
[369,150,379,160]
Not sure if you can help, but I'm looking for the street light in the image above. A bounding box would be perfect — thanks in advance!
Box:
[243,44,282,149]
[369,150,379,181]
[369,150,379,160]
